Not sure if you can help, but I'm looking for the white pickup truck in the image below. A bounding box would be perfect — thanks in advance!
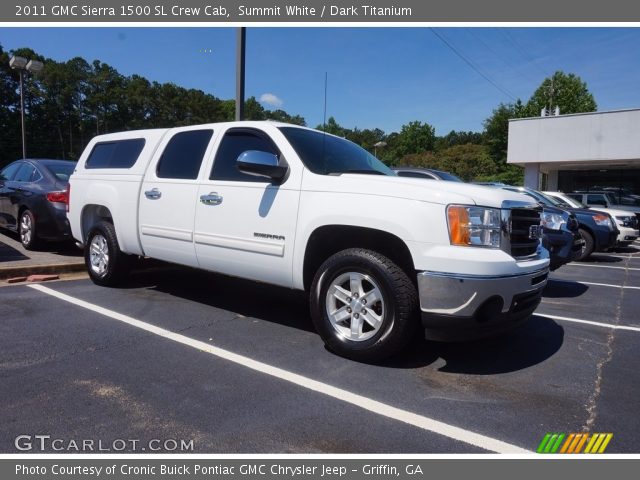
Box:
[69,121,549,360]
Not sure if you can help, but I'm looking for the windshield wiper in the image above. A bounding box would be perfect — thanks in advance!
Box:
[327,169,388,176]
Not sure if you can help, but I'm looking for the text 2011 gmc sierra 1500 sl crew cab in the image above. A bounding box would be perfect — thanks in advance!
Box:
[69,122,549,360]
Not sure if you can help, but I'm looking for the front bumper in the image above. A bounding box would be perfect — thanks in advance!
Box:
[417,267,548,341]
[544,229,582,270]
[593,227,620,252]
[617,226,639,245]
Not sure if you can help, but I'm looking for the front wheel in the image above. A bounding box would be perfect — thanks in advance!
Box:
[85,221,131,286]
[576,228,594,261]
[310,248,419,361]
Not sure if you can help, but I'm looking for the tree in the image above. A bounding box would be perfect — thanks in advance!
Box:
[392,121,435,158]
[524,71,597,116]
[316,116,346,136]
[435,130,485,152]
[437,144,497,182]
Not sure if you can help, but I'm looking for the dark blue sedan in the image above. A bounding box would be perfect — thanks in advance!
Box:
[0,159,75,250]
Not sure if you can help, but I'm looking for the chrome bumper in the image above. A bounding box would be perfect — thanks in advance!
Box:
[417,268,548,340]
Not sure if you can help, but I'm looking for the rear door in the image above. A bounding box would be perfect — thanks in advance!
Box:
[193,126,301,287]
[138,127,216,267]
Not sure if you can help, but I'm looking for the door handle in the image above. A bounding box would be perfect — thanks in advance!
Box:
[144,188,162,200]
[200,192,223,205]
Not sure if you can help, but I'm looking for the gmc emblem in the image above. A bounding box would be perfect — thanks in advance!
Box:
[529,225,543,240]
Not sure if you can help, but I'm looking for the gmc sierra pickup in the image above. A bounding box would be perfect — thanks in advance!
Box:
[69,121,549,360]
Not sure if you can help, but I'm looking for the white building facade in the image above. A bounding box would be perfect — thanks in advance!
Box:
[507,108,640,198]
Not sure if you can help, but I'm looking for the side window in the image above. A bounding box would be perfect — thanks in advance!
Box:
[211,129,280,182]
[157,130,213,180]
[86,139,146,169]
[1,162,21,181]
[587,194,606,205]
[14,163,36,183]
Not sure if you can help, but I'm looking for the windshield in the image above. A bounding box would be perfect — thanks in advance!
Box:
[279,127,395,176]
[437,171,463,182]
[45,163,75,182]
[550,193,584,208]
[503,187,555,206]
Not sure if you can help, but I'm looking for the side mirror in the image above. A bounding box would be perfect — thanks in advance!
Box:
[237,150,288,181]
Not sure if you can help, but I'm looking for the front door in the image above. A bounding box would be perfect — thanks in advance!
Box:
[194,127,301,288]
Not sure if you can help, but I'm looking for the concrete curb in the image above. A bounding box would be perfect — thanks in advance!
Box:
[0,262,86,281]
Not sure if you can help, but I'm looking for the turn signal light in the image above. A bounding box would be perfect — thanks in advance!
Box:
[447,205,471,245]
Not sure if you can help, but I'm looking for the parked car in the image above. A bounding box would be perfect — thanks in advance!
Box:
[501,187,618,261]
[544,191,639,246]
[68,122,550,360]
[393,167,463,182]
[568,191,640,219]
[0,159,75,249]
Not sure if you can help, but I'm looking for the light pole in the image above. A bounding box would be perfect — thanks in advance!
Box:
[9,55,43,159]
[373,141,387,157]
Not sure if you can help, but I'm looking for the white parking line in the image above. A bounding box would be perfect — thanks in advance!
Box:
[535,313,640,333]
[27,283,527,454]
[549,279,640,290]
[566,263,640,271]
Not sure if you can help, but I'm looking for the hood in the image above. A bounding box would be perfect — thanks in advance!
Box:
[590,206,638,217]
[303,173,536,209]
[565,206,611,218]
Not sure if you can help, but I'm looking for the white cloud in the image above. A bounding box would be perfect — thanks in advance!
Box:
[259,93,283,108]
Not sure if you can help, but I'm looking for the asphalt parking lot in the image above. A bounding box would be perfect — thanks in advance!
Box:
[1,242,639,453]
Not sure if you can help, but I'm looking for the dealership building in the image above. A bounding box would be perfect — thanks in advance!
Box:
[507,108,640,195]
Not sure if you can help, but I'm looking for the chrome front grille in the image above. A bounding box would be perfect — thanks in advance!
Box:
[503,207,542,259]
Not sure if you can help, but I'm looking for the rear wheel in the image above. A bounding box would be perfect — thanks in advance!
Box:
[19,209,40,250]
[576,228,594,261]
[85,221,131,286]
[310,248,419,361]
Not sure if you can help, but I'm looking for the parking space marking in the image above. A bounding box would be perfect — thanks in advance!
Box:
[565,263,640,272]
[549,279,640,290]
[535,313,640,333]
[27,283,528,454]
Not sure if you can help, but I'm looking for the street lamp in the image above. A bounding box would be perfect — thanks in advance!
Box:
[373,141,387,157]
[9,55,43,159]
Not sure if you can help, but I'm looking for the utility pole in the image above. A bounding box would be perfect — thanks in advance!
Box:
[235,27,246,121]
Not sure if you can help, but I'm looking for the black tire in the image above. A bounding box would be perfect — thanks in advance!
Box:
[310,248,419,361]
[19,209,40,250]
[576,228,595,261]
[84,221,131,287]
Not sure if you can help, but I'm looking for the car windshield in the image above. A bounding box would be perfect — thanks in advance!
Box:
[552,194,585,208]
[279,127,395,176]
[503,187,555,206]
[46,163,75,182]
[436,171,463,182]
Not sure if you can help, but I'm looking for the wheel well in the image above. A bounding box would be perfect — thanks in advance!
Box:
[303,225,415,291]
[81,205,113,243]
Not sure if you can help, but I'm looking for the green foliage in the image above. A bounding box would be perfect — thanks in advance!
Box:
[523,71,597,116]
[434,130,485,152]
[398,144,496,182]
[474,165,524,186]
[390,121,435,160]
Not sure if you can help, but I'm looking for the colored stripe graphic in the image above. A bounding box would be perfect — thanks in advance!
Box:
[538,433,613,454]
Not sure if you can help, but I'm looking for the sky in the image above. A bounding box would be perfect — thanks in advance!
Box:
[2,27,640,135]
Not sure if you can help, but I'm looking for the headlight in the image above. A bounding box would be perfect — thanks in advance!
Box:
[541,211,566,231]
[447,205,501,247]
[592,213,613,229]
[615,216,633,227]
